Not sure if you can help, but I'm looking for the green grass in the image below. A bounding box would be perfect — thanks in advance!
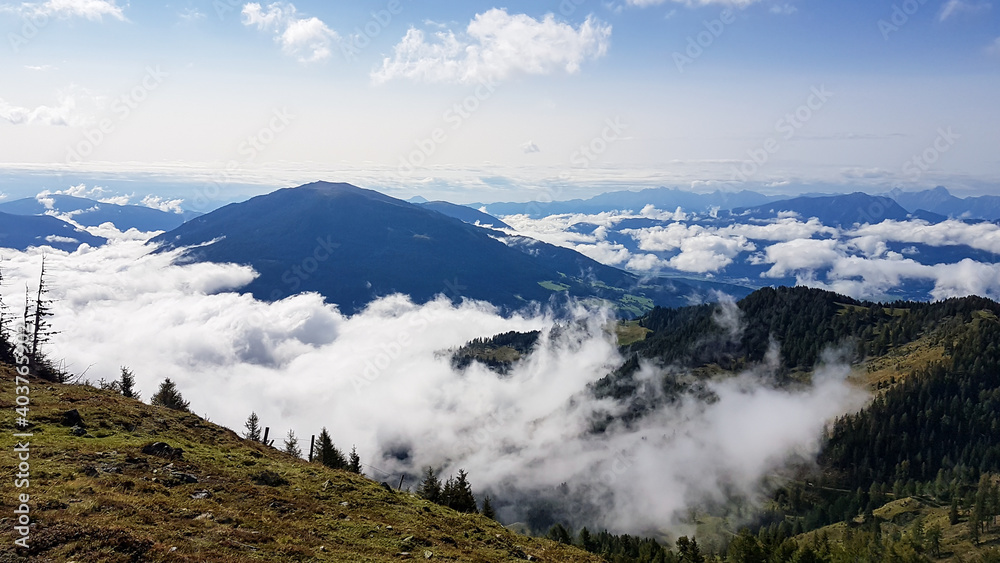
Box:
[538,280,571,292]
[0,368,605,562]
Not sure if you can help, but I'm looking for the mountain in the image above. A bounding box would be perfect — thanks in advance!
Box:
[887,186,1000,221]
[150,182,747,315]
[730,192,911,226]
[418,200,512,229]
[0,369,603,563]
[0,211,106,251]
[477,187,780,218]
[0,194,196,232]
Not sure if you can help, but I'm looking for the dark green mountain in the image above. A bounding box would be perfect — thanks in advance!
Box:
[0,211,106,251]
[150,182,749,315]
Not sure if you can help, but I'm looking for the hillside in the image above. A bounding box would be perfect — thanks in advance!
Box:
[0,194,195,232]
[0,211,107,251]
[0,371,605,562]
[150,182,747,315]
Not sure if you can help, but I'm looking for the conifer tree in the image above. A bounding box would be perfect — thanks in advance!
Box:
[150,378,190,412]
[315,428,347,470]
[348,445,362,474]
[118,366,140,399]
[481,495,497,520]
[282,430,302,458]
[243,412,262,441]
[417,467,442,504]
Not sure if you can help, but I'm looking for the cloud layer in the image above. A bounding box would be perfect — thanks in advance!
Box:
[372,9,612,84]
[0,230,864,534]
[1,0,125,21]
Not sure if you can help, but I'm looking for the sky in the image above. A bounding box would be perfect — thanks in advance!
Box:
[0,0,998,205]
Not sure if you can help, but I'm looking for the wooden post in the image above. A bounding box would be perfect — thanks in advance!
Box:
[262,427,270,446]
[308,435,315,462]
[397,475,405,491]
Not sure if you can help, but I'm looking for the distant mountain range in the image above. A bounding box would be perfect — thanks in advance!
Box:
[728,192,914,227]
[883,186,1000,221]
[470,185,1000,222]
[0,194,197,232]
[150,182,750,315]
[0,211,106,251]
[476,187,782,218]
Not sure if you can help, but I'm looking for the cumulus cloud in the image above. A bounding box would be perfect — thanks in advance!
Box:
[372,9,611,84]
[140,194,185,214]
[0,0,126,21]
[852,219,1000,254]
[0,90,91,126]
[0,235,866,534]
[758,238,841,278]
[242,2,338,63]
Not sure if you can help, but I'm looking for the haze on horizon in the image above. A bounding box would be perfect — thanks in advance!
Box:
[0,0,997,206]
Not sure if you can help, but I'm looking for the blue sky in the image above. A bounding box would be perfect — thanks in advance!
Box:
[0,0,998,205]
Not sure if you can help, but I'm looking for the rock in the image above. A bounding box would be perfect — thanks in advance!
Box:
[70,425,86,437]
[252,470,288,487]
[386,525,393,531]
[142,442,183,460]
[172,472,199,484]
[190,490,212,500]
[62,409,84,427]
[194,512,214,520]
[424,551,433,559]
[339,501,349,507]
[83,466,100,478]
[381,481,394,492]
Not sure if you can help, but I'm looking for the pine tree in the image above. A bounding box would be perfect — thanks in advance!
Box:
[950,493,960,525]
[348,445,362,474]
[417,467,442,504]
[440,469,476,513]
[118,366,140,400]
[243,412,262,442]
[481,495,497,520]
[315,428,347,470]
[150,378,190,412]
[282,430,302,458]
[29,256,55,375]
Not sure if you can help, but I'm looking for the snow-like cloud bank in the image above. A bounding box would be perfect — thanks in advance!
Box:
[0,230,864,534]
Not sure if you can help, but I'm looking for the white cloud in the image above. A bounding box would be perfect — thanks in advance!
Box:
[178,7,205,22]
[769,3,797,15]
[0,239,865,533]
[372,9,612,84]
[242,2,338,63]
[521,141,541,154]
[140,194,185,214]
[939,0,991,21]
[760,238,842,277]
[0,90,91,126]
[667,233,754,273]
[1,0,126,21]
[851,219,1000,255]
[24,64,57,71]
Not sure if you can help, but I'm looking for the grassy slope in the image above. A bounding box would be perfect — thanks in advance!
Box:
[0,368,605,562]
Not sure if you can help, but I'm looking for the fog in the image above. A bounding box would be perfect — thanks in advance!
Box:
[0,229,867,534]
